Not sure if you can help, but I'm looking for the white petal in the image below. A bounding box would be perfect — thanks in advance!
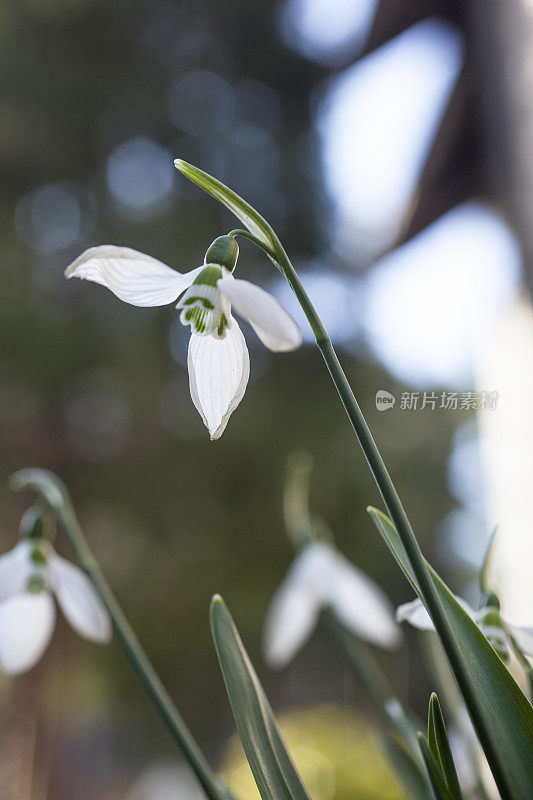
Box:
[397,594,478,632]
[396,598,434,630]
[218,277,302,352]
[507,625,533,656]
[65,245,203,307]
[0,592,56,674]
[261,542,335,668]
[263,582,320,668]
[49,556,111,643]
[0,541,34,602]
[187,320,250,440]
[287,542,338,600]
[329,552,401,648]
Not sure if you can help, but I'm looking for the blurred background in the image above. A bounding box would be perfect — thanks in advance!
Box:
[1,0,532,797]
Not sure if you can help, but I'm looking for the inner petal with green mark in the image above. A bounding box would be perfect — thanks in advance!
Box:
[177,264,230,338]
[26,573,48,594]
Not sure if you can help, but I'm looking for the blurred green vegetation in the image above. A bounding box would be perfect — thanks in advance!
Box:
[221,704,406,800]
[0,0,460,796]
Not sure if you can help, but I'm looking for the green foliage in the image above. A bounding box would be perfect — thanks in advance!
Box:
[417,694,462,800]
[210,594,311,800]
[368,507,533,800]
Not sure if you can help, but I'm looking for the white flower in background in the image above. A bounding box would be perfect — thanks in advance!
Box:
[396,596,533,661]
[0,539,111,674]
[65,239,301,439]
[263,541,401,668]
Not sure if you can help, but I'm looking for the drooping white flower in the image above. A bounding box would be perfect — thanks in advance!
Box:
[0,539,111,674]
[65,240,302,439]
[263,541,401,668]
[396,596,533,661]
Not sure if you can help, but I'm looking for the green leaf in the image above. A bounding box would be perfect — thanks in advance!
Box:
[174,159,279,254]
[367,507,419,594]
[210,595,311,800]
[418,733,448,800]
[427,694,463,800]
[368,507,533,800]
[381,735,434,800]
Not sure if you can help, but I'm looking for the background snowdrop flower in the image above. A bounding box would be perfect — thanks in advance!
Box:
[0,538,111,675]
[65,237,301,439]
[263,541,400,668]
[396,596,533,662]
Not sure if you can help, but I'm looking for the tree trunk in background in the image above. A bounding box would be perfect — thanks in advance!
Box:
[470,0,533,287]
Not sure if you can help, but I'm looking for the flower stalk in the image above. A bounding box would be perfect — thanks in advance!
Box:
[9,469,231,800]
[227,228,514,799]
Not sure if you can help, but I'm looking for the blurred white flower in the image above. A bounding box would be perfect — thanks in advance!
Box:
[263,541,401,667]
[396,597,533,661]
[65,244,301,439]
[0,539,111,674]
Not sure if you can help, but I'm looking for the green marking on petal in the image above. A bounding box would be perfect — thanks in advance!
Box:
[31,545,47,566]
[217,314,228,337]
[26,574,47,594]
[182,296,215,309]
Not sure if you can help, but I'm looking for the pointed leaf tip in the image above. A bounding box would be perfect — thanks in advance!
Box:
[210,594,224,616]
[173,158,278,253]
[210,598,311,800]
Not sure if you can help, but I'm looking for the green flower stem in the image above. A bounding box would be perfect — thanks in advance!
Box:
[229,229,510,798]
[322,608,393,718]
[321,608,426,765]
[9,471,231,800]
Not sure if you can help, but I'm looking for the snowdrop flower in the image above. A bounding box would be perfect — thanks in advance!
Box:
[65,236,301,439]
[396,596,533,662]
[0,538,111,674]
[263,541,401,668]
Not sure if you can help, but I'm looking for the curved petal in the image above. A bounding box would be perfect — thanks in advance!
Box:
[507,624,533,656]
[396,598,434,630]
[263,582,320,668]
[187,320,250,440]
[0,541,33,602]
[289,542,338,602]
[397,594,478,633]
[49,555,111,643]
[218,277,302,352]
[329,552,400,648]
[0,592,56,674]
[65,246,203,307]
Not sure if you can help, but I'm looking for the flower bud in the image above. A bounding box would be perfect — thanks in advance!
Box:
[204,235,239,272]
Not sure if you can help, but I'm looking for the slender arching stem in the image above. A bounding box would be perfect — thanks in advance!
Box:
[228,228,511,799]
[64,519,232,800]
[9,471,232,800]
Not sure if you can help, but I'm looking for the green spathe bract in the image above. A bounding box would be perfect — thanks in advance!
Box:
[174,159,533,800]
